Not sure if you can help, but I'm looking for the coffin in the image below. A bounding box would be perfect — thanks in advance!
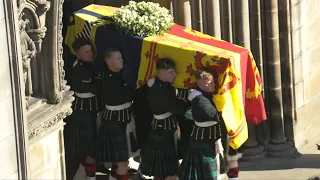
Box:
[65,4,267,149]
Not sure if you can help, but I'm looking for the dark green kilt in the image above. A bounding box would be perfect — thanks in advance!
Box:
[95,122,129,163]
[139,132,179,178]
[64,111,97,159]
[179,141,218,180]
[64,111,97,179]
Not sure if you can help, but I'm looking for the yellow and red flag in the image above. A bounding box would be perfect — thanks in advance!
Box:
[65,4,267,149]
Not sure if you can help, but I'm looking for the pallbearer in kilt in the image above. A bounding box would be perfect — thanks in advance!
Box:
[139,58,189,180]
[66,37,103,180]
[179,68,226,180]
[95,48,138,180]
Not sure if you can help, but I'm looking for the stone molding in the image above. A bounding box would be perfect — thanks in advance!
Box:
[28,90,74,143]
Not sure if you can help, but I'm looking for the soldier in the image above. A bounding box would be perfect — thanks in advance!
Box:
[66,37,103,180]
[179,68,226,180]
[95,48,138,180]
[139,58,188,180]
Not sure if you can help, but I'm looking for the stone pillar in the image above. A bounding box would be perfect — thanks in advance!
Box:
[204,0,221,38]
[231,0,250,48]
[220,0,233,42]
[190,0,203,31]
[43,0,63,104]
[175,0,192,29]
[263,0,295,157]
[278,0,296,144]
[28,27,47,95]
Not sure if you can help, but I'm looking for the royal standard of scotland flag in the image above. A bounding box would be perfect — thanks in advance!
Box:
[65,4,267,149]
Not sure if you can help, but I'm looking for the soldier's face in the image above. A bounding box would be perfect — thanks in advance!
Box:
[76,45,94,63]
[197,78,215,93]
[159,68,176,83]
[105,51,123,71]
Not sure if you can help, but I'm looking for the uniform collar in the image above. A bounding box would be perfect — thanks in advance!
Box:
[196,87,213,98]
[155,77,171,87]
[106,68,121,77]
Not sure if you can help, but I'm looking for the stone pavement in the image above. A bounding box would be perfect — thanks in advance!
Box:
[96,138,320,180]
[239,137,320,180]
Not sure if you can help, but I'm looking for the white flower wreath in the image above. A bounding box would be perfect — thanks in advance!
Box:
[112,1,174,37]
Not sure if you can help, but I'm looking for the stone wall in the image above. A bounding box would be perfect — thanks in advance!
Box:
[29,127,65,179]
[292,0,320,148]
[0,1,19,179]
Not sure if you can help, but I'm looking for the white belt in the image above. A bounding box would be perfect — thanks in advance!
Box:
[75,92,96,98]
[153,112,172,120]
[105,102,132,111]
[195,121,217,127]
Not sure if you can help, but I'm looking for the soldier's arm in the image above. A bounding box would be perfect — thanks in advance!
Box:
[162,91,188,116]
[191,95,220,122]
[71,67,99,94]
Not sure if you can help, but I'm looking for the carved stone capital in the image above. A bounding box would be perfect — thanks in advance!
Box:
[35,0,51,16]
[28,27,47,42]
[28,107,72,141]
[47,91,63,104]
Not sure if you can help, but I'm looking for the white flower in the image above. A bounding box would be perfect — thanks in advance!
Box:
[112,0,174,37]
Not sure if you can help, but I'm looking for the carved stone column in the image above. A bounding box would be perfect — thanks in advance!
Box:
[29,27,47,95]
[231,0,250,48]
[43,0,63,104]
[203,0,221,38]
[220,0,233,42]
[263,0,295,157]
[190,0,202,31]
[278,0,296,144]
[175,0,192,29]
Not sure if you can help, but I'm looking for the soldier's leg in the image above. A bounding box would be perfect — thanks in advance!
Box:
[78,113,98,179]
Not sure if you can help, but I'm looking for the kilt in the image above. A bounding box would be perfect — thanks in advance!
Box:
[179,141,218,180]
[95,122,129,163]
[139,132,179,178]
[64,111,97,160]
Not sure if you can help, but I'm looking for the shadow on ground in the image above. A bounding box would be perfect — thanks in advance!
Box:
[240,152,320,171]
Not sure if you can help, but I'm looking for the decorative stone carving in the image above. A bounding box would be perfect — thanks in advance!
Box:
[18,0,51,109]
[28,27,47,43]
[19,18,37,109]
[28,107,72,141]
[35,0,51,15]
[47,91,63,104]
[58,0,67,90]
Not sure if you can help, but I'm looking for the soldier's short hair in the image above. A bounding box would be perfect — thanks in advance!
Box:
[72,37,92,52]
[104,48,120,58]
[156,58,176,70]
[195,68,214,80]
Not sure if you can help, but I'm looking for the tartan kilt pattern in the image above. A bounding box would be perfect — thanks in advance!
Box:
[179,141,218,180]
[64,111,97,159]
[95,122,129,163]
[139,132,179,178]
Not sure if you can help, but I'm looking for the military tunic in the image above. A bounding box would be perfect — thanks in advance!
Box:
[179,88,225,180]
[95,68,138,163]
[139,78,188,179]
